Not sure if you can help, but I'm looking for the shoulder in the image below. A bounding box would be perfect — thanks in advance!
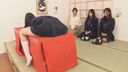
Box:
[77,14,80,18]
[111,17,115,21]
[69,15,73,19]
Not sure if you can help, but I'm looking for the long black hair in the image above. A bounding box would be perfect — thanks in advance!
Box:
[87,9,96,20]
[103,8,112,18]
[25,13,35,28]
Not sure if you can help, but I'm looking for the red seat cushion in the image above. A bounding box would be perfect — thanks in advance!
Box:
[40,32,77,72]
[14,27,77,72]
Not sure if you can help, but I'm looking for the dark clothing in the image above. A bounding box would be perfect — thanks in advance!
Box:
[99,17,115,41]
[27,16,68,37]
[77,18,98,39]
[84,18,98,39]
[24,18,34,28]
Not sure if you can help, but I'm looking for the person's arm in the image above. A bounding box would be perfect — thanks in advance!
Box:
[84,19,88,32]
[106,18,115,35]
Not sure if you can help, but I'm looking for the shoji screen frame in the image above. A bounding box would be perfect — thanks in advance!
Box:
[69,0,113,25]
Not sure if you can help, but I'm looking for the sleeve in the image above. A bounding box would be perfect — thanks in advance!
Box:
[99,18,103,35]
[90,18,98,31]
[106,18,115,34]
[76,15,81,26]
[84,19,88,31]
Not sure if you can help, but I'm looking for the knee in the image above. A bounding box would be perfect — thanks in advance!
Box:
[19,29,28,41]
[19,29,24,36]
[19,29,27,38]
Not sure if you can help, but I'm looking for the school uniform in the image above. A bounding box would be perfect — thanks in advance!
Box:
[84,18,98,39]
[27,16,68,37]
[99,17,115,41]
[77,18,98,39]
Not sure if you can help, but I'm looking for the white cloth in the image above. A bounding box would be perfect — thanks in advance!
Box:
[69,14,81,30]
[21,41,32,66]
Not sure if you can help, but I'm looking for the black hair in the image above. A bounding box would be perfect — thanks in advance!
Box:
[25,13,35,28]
[103,8,112,18]
[72,7,78,13]
[87,9,96,20]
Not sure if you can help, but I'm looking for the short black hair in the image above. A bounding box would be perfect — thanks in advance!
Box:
[72,7,78,13]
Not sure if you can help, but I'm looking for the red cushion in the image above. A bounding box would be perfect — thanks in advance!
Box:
[14,27,77,72]
[28,36,47,72]
[15,27,24,56]
[40,32,77,72]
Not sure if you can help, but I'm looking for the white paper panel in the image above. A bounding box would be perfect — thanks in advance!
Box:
[81,11,87,18]
[103,1,112,9]
[95,10,103,19]
[88,2,95,9]
[95,1,103,9]
[75,3,81,10]
[81,3,87,10]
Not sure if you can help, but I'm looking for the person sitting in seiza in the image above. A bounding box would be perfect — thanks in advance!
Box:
[92,8,115,45]
[20,13,68,66]
[78,9,98,41]
[68,7,81,35]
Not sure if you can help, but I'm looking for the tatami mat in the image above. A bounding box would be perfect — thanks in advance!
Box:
[76,39,128,72]
[5,39,128,72]
[103,40,128,53]
[66,60,106,72]
[5,41,36,72]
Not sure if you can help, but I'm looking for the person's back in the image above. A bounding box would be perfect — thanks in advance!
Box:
[19,13,68,66]
[30,16,68,37]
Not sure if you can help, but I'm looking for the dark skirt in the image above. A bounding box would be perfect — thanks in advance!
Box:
[77,31,97,39]
[100,34,115,42]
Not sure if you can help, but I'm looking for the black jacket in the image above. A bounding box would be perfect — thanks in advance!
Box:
[99,17,115,41]
[30,16,68,37]
[84,18,98,38]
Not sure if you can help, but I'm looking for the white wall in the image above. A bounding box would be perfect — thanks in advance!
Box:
[112,0,128,41]
[0,0,36,54]
[48,0,69,26]
[0,0,69,54]
[2,0,128,54]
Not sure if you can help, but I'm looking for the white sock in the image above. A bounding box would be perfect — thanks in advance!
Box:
[21,41,32,66]
[85,37,89,40]
[92,39,96,42]
[99,39,102,43]
[81,36,84,40]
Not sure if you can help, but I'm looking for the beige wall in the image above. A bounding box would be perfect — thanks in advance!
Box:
[0,0,36,53]
[112,0,128,41]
